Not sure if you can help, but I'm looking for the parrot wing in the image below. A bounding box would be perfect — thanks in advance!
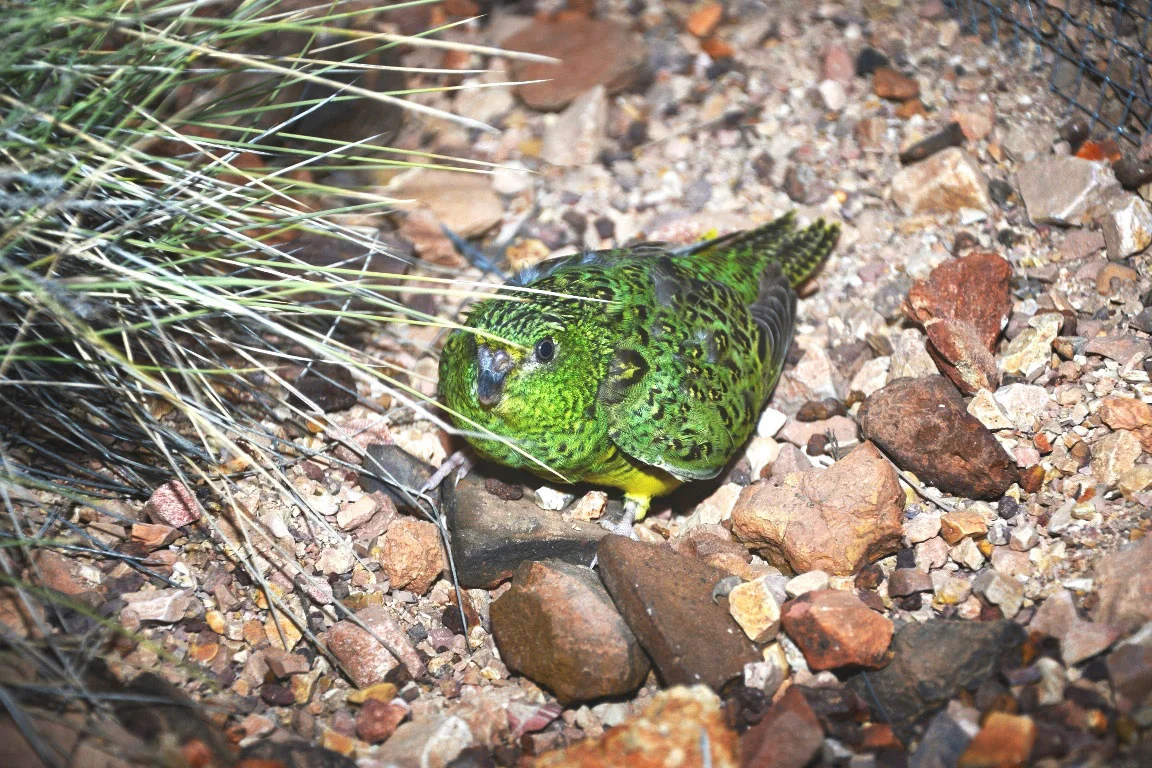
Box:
[596,257,796,481]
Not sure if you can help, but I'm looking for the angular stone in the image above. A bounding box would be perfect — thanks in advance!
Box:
[973,569,1024,619]
[373,716,472,768]
[1118,466,1152,497]
[847,620,1026,722]
[541,85,608,167]
[731,442,904,575]
[337,495,378,531]
[491,560,649,705]
[121,588,192,624]
[780,589,893,670]
[1009,525,1039,552]
[740,686,824,768]
[902,251,1011,393]
[992,546,1032,578]
[264,649,310,678]
[533,486,575,511]
[1001,313,1062,379]
[377,517,445,595]
[1017,157,1123,226]
[859,376,1019,500]
[1108,643,1152,703]
[1085,334,1152,364]
[682,483,743,530]
[144,481,200,527]
[535,686,738,768]
[392,169,503,239]
[950,538,986,571]
[940,509,989,545]
[130,522,179,551]
[785,570,830,598]
[889,568,933,596]
[993,383,1051,433]
[1092,537,1152,633]
[889,327,941,380]
[1097,396,1152,430]
[904,511,942,545]
[356,698,410,744]
[957,712,1036,768]
[1030,588,1118,665]
[1002,122,1051,163]
[1060,228,1106,261]
[505,18,646,112]
[916,536,950,571]
[873,67,920,100]
[1090,430,1143,487]
[442,466,607,588]
[30,550,93,596]
[891,148,992,215]
[911,703,980,768]
[968,389,1013,430]
[326,606,425,687]
[669,524,754,579]
[728,575,783,643]
[1101,193,1152,258]
[933,573,973,605]
[1063,620,1120,666]
[597,536,760,690]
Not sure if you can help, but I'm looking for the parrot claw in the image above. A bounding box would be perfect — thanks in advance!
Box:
[420,450,474,495]
[599,516,638,539]
[599,497,643,539]
[441,225,507,279]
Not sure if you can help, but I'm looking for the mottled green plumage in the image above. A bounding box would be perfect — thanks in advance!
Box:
[438,212,839,518]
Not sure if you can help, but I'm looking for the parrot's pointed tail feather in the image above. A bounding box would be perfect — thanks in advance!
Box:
[680,211,840,288]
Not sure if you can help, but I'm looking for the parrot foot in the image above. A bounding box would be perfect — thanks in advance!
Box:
[599,496,646,540]
[441,225,507,279]
[599,515,638,539]
[420,450,474,495]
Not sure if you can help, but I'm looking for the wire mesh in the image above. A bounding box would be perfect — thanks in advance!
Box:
[949,0,1152,146]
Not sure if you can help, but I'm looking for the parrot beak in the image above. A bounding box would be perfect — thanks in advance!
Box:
[476,344,512,406]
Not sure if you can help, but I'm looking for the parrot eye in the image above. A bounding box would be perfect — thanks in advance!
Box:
[534,338,556,362]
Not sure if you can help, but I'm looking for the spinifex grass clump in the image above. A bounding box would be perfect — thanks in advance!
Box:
[0,0,523,760]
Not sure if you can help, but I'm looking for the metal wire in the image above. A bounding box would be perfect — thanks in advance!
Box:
[950,0,1152,146]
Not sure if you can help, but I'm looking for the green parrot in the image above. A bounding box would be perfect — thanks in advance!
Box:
[437,212,839,533]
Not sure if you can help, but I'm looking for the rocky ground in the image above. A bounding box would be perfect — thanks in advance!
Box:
[6,0,1152,766]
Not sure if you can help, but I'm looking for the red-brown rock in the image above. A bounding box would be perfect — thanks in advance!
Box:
[731,442,904,575]
[535,686,738,768]
[740,685,824,768]
[356,698,410,744]
[597,536,760,691]
[957,712,1036,768]
[442,466,607,588]
[904,252,1012,393]
[326,606,425,687]
[873,67,920,100]
[781,589,894,670]
[491,560,650,705]
[504,18,646,111]
[859,376,1019,500]
[1097,396,1152,430]
[144,480,200,527]
[376,517,445,596]
[131,522,179,551]
[1091,536,1152,633]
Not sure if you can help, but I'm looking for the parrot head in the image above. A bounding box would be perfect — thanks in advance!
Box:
[438,294,601,457]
